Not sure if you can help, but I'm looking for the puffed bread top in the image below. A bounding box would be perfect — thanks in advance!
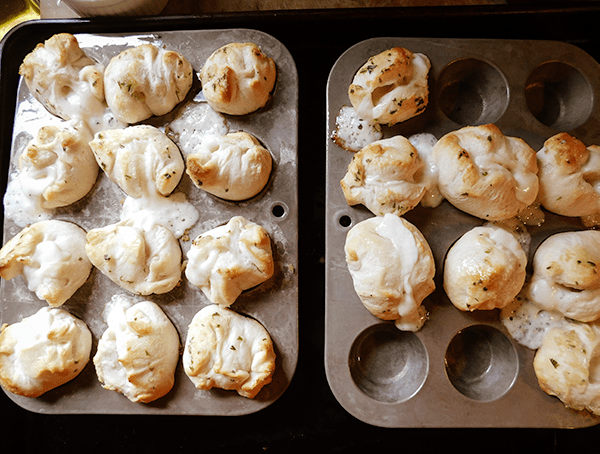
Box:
[340,135,426,217]
[104,44,193,124]
[200,42,276,116]
[185,216,274,307]
[0,306,91,397]
[85,218,182,296]
[537,132,600,217]
[90,125,184,198]
[444,225,527,312]
[345,213,435,332]
[527,230,600,322]
[183,304,275,399]
[186,131,272,201]
[349,47,430,126]
[432,124,539,221]
[19,33,105,123]
[534,320,600,416]
[0,220,92,307]
[93,296,180,403]
[18,121,98,209]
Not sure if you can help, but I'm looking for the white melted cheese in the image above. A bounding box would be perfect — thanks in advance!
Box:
[23,239,71,294]
[500,293,568,350]
[375,213,420,316]
[332,105,382,152]
[120,191,199,239]
[3,173,53,228]
[185,224,231,287]
[60,71,125,135]
[167,101,229,157]
[409,132,443,208]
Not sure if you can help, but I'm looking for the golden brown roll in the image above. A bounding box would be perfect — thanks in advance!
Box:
[444,225,527,312]
[200,42,276,116]
[432,124,539,221]
[537,132,600,217]
[348,47,430,126]
[183,304,275,399]
[104,44,193,123]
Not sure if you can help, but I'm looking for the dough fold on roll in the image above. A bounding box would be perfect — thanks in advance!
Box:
[348,47,430,126]
[0,306,91,397]
[185,216,274,307]
[534,320,600,416]
[528,230,600,322]
[200,42,276,116]
[444,225,527,312]
[0,220,92,307]
[345,213,435,332]
[94,296,180,403]
[183,304,275,398]
[537,132,600,217]
[432,124,538,221]
[186,131,272,201]
[104,44,193,123]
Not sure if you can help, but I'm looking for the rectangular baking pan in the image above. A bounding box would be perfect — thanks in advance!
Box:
[325,36,600,428]
[0,27,298,415]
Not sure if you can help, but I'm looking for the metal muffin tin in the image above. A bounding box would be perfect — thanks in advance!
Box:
[325,37,600,428]
[1,28,298,415]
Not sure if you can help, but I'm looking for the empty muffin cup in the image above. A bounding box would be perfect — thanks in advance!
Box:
[445,324,518,401]
[437,58,509,126]
[349,323,429,403]
[525,61,593,130]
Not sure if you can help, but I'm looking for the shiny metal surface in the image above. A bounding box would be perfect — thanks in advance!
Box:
[1,28,299,415]
[325,37,600,428]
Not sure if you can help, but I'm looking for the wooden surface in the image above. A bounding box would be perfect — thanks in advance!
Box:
[41,0,507,18]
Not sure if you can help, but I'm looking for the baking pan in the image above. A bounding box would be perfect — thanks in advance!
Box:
[0,27,298,415]
[325,37,600,428]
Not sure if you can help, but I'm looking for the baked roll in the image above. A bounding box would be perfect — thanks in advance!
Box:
[345,213,435,332]
[85,218,182,295]
[340,135,426,217]
[527,230,600,322]
[90,125,184,198]
[444,225,527,311]
[348,47,430,126]
[186,131,272,201]
[185,216,274,307]
[537,132,600,217]
[104,44,194,123]
[200,42,276,115]
[16,121,98,209]
[18,33,111,130]
[0,220,92,307]
[432,124,539,221]
[0,306,91,397]
[534,320,600,416]
[183,304,276,398]
[94,296,180,403]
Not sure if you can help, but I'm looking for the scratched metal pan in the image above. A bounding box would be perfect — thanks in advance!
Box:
[325,37,600,428]
[0,27,298,415]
